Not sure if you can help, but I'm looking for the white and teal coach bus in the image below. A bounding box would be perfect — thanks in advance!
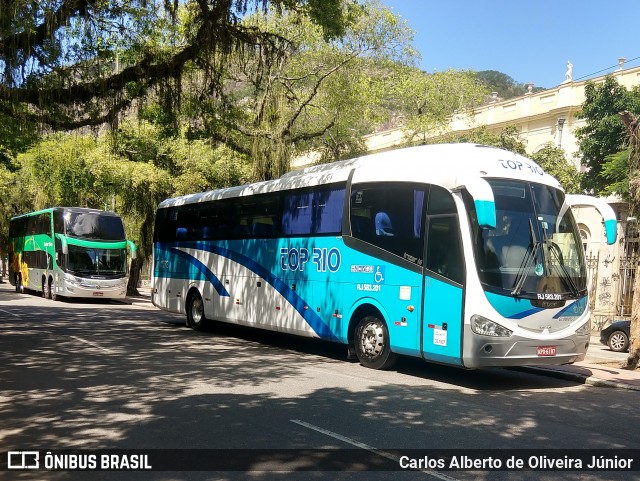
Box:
[151,144,616,369]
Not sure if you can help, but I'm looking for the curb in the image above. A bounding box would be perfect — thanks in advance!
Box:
[519,366,640,392]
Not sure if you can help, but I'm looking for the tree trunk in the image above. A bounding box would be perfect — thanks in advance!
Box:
[620,110,640,369]
[127,257,142,297]
[622,266,640,369]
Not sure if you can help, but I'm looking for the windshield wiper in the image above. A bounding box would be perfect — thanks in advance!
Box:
[70,269,97,276]
[544,238,581,297]
[512,219,540,296]
[535,220,582,297]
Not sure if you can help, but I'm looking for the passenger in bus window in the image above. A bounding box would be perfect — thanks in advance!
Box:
[375,212,395,236]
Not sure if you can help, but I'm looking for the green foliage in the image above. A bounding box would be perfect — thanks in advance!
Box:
[600,149,630,199]
[576,75,639,193]
[529,143,582,194]
[0,165,22,254]
[476,70,545,100]
[0,109,36,169]
[18,135,99,209]
[181,1,486,177]
[181,0,424,178]
[301,0,350,39]
[0,1,350,129]
[5,125,251,261]
[399,69,488,143]
[432,125,527,155]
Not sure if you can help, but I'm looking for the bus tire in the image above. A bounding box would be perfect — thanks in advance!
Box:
[48,277,58,301]
[43,276,54,299]
[15,274,24,294]
[354,316,397,370]
[186,290,207,331]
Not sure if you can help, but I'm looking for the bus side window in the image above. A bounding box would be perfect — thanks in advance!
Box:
[350,183,426,264]
[282,186,344,236]
[426,218,463,283]
[426,186,463,284]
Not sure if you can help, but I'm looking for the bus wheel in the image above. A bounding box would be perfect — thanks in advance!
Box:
[42,277,49,299]
[15,274,24,294]
[354,316,397,370]
[48,277,57,301]
[186,291,207,331]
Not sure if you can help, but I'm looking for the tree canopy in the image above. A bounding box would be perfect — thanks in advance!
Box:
[0,0,348,129]
[476,70,545,100]
[576,75,640,194]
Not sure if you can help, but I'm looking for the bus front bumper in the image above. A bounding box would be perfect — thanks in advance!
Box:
[61,282,127,299]
[462,328,589,369]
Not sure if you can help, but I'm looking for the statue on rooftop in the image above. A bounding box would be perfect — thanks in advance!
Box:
[564,61,573,82]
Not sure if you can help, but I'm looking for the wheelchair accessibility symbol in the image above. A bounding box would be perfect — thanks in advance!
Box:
[374,266,385,284]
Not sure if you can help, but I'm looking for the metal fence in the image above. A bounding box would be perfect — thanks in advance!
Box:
[618,253,638,318]
[586,250,638,330]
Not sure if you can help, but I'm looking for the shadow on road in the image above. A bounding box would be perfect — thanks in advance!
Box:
[3,285,638,481]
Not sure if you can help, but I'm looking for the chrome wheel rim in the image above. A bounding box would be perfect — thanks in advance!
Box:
[191,297,204,324]
[359,321,384,358]
[610,332,626,350]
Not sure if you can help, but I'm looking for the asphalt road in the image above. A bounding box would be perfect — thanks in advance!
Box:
[0,283,638,481]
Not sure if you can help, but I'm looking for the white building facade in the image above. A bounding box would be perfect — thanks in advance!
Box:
[364,63,640,169]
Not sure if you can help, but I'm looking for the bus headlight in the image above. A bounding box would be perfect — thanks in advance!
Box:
[576,320,591,336]
[471,315,513,337]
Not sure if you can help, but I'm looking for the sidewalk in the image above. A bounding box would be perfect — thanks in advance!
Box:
[125,291,640,390]
[125,288,153,305]
[521,335,640,391]
[525,361,640,391]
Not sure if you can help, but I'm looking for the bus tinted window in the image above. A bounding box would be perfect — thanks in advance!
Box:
[350,183,425,264]
[23,250,49,270]
[65,212,126,241]
[198,202,231,240]
[53,210,64,235]
[9,213,50,237]
[155,183,346,242]
[427,185,457,215]
[426,217,463,283]
[233,195,281,239]
[425,186,462,283]
[282,187,344,236]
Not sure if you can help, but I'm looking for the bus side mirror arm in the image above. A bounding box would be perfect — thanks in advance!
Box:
[55,234,69,255]
[127,240,137,260]
[453,177,496,229]
[566,194,617,245]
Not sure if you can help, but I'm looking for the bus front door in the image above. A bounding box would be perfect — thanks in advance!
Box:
[421,275,464,366]
[421,215,464,366]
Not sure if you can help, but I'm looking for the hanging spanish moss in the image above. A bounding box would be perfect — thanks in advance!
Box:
[251,89,291,181]
[0,1,326,131]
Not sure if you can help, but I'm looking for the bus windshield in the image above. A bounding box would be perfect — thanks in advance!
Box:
[66,245,127,277]
[64,212,126,241]
[470,179,586,299]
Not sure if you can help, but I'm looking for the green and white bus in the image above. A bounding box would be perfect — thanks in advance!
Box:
[8,207,136,300]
